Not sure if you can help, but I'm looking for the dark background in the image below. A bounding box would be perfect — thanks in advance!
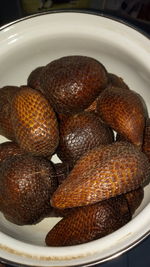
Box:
[0,1,150,266]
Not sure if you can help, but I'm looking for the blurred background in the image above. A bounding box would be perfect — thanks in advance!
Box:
[0,0,150,35]
[0,1,149,267]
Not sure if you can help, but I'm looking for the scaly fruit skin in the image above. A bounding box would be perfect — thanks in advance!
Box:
[27,66,44,92]
[51,142,150,209]
[40,55,108,114]
[57,111,114,168]
[11,86,59,156]
[0,86,20,140]
[143,118,150,161]
[46,196,131,246]
[0,155,57,225]
[125,187,144,215]
[0,141,25,164]
[96,87,145,148]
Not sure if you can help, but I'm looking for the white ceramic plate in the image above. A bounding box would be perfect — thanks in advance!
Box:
[0,11,150,267]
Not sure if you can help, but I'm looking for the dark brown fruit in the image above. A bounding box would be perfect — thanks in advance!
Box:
[0,85,20,140]
[11,86,59,156]
[27,66,44,92]
[40,55,108,114]
[143,118,150,161]
[51,142,150,209]
[57,111,114,167]
[108,73,129,90]
[53,162,70,185]
[0,155,57,225]
[96,87,145,147]
[46,196,131,246]
[0,141,25,164]
[125,187,144,215]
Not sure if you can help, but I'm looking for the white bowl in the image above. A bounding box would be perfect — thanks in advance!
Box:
[0,10,150,267]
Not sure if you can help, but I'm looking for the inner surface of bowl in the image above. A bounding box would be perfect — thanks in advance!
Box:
[0,11,149,267]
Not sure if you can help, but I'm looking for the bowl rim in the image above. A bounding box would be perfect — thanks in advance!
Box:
[0,9,149,267]
[0,8,150,39]
[0,231,150,267]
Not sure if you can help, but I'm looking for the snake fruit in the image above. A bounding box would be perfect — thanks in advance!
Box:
[0,86,20,140]
[11,86,59,156]
[57,111,114,167]
[96,86,145,147]
[40,55,108,114]
[46,196,131,246]
[51,142,150,209]
[0,155,57,225]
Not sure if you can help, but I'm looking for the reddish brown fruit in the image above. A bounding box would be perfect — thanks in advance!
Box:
[0,141,25,164]
[57,111,114,167]
[125,187,144,215]
[51,142,150,209]
[96,87,145,147]
[0,85,20,140]
[0,155,57,225]
[27,66,44,92]
[40,55,108,114]
[11,86,59,156]
[143,118,150,161]
[46,196,131,246]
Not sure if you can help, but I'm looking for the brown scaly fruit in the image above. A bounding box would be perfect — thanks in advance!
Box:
[57,111,114,168]
[51,142,150,209]
[143,118,150,161]
[0,155,57,225]
[125,187,144,215]
[27,66,44,92]
[96,86,145,148]
[0,141,26,164]
[11,86,59,156]
[40,55,108,114]
[46,195,131,246]
[0,85,20,140]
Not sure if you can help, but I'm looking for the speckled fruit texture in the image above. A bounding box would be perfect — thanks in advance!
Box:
[96,86,145,147]
[40,55,108,114]
[51,142,150,209]
[11,87,59,156]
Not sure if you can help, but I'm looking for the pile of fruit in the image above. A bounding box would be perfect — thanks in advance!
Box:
[0,55,150,246]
